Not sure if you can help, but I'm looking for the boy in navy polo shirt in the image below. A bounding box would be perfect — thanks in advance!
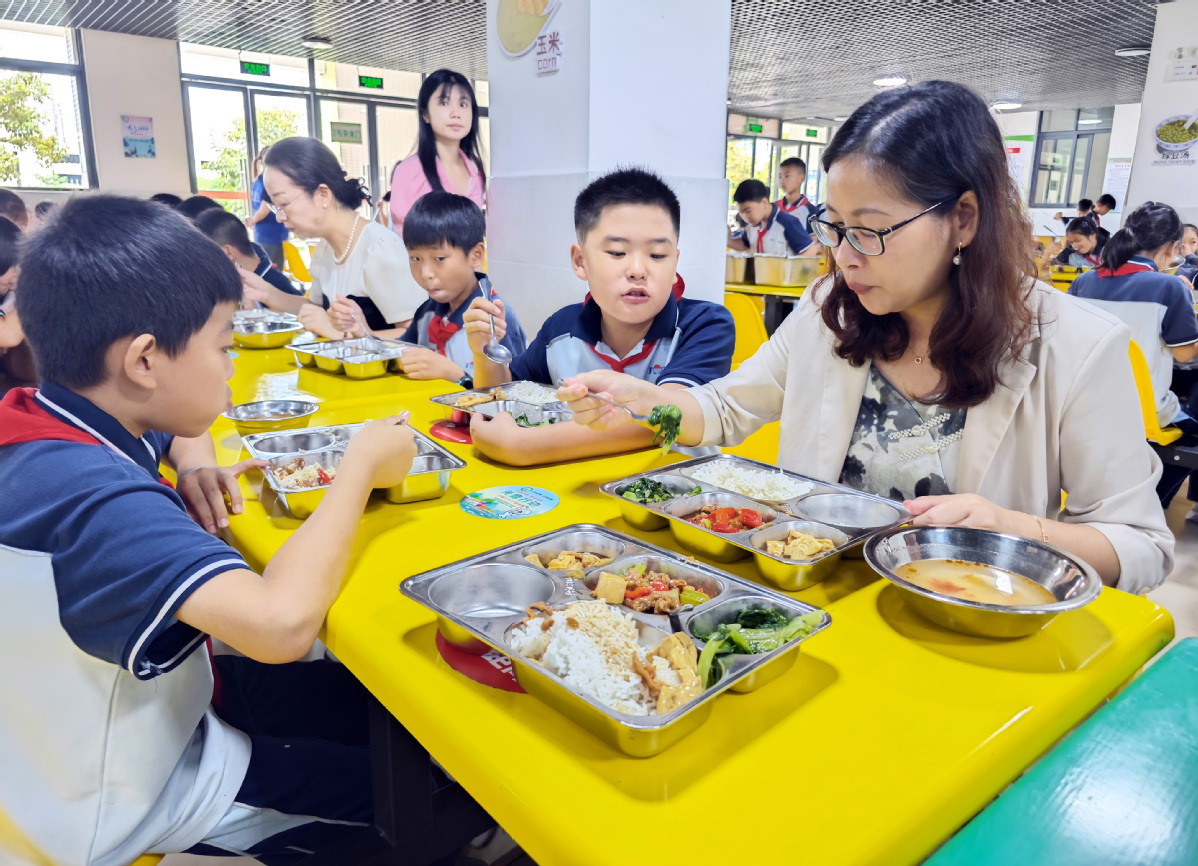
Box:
[194,207,303,306]
[462,167,735,465]
[0,195,421,863]
[332,191,526,382]
[727,178,816,257]
[776,157,818,227]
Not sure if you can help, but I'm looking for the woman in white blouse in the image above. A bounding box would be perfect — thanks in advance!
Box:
[555,81,1172,593]
[240,137,423,336]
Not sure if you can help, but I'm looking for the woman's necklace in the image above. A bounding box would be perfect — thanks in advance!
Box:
[911,344,928,365]
[333,213,363,265]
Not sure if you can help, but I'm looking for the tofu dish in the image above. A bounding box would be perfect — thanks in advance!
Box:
[591,564,711,614]
[525,550,614,570]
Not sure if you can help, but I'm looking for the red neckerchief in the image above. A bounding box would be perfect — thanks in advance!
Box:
[589,340,658,374]
[426,315,461,357]
[776,195,810,215]
[1082,252,1100,267]
[1097,261,1155,278]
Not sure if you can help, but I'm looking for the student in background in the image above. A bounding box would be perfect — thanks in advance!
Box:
[334,192,525,383]
[0,189,28,230]
[194,208,302,303]
[245,148,289,269]
[777,157,818,226]
[1178,222,1197,286]
[1069,202,1196,507]
[1043,217,1106,269]
[242,137,424,334]
[1052,197,1094,227]
[463,167,734,466]
[727,178,817,256]
[390,69,487,237]
[176,195,225,222]
[0,217,35,393]
[150,192,184,209]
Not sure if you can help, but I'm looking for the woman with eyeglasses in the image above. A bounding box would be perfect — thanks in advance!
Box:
[0,216,36,393]
[559,80,1172,592]
[240,137,423,336]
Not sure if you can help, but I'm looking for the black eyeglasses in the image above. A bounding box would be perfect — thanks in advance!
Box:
[810,198,953,256]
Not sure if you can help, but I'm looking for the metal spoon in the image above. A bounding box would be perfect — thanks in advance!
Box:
[548,391,651,422]
[481,282,513,365]
[348,309,376,341]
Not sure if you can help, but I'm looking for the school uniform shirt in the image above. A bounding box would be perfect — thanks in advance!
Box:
[0,383,252,865]
[689,279,1172,595]
[776,194,818,228]
[731,203,814,256]
[309,220,425,331]
[1178,253,1197,287]
[509,293,735,388]
[400,274,527,378]
[1052,233,1106,269]
[390,151,486,236]
[256,250,302,297]
[1070,255,1198,429]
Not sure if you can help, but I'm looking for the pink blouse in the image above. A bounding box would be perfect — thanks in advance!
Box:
[390,150,486,235]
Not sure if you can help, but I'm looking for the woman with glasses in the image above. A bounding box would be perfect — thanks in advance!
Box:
[241,137,423,335]
[560,80,1171,593]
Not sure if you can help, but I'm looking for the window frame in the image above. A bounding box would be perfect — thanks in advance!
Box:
[1028,109,1113,210]
[0,28,98,190]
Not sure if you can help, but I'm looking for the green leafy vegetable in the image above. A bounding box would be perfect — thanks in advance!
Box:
[648,404,683,454]
[694,609,825,687]
[620,478,674,503]
[514,414,559,428]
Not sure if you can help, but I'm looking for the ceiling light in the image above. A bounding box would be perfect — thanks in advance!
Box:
[873,75,906,87]
[1114,46,1151,57]
[991,101,1023,111]
[834,116,848,122]
[302,36,333,49]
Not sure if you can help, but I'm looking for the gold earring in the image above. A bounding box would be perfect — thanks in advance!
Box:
[952,243,962,266]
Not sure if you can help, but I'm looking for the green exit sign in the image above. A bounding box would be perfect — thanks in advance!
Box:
[747,122,763,133]
[806,128,819,137]
[240,60,270,77]
[358,75,384,90]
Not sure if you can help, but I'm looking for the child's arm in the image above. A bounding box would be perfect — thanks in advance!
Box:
[167,432,267,534]
[173,417,417,663]
[241,269,307,315]
[397,347,465,382]
[463,295,516,387]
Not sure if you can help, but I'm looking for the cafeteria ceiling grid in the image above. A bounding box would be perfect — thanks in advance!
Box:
[0,0,1162,120]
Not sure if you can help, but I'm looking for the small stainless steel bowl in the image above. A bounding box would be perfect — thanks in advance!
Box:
[232,320,304,349]
[247,431,336,454]
[663,493,777,563]
[864,525,1102,639]
[430,564,556,654]
[748,520,852,591]
[612,474,705,531]
[795,492,904,534]
[223,400,319,435]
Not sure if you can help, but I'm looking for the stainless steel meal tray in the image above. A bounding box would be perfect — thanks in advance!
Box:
[245,422,466,518]
[291,337,417,378]
[399,524,830,757]
[428,381,572,421]
[600,454,909,591]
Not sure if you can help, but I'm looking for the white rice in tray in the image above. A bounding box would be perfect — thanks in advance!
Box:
[689,461,814,500]
[504,381,560,405]
[509,601,653,715]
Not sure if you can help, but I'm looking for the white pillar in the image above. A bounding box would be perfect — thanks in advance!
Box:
[485,0,732,332]
[1124,0,1198,224]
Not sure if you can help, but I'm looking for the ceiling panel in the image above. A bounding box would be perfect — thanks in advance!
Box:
[0,0,1163,119]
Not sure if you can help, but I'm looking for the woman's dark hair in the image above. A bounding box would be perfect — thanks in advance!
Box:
[0,216,21,275]
[818,80,1036,408]
[1065,217,1097,238]
[0,189,27,227]
[264,137,369,209]
[416,70,486,194]
[1100,202,1183,272]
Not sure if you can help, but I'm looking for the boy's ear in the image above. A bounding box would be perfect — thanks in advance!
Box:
[570,242,587,281]
[120,333,160,392]
[221,244,239,262]
[468,241,486,269]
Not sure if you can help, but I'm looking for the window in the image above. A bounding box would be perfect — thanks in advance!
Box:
[1029,108,1113,209]
[0,22,94,190]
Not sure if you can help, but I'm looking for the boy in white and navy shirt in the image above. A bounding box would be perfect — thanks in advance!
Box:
[728,178,816,257]
[776,156,819,228]
[395,192,526,383]
[194,208,302,306]
[463,167,735,466]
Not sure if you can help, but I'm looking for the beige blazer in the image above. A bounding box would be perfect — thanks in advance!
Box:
[692,281,1173,594]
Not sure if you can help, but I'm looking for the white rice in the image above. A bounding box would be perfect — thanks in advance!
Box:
[504,381,560,405]
[690,461,813,501]
[508,601,652,715]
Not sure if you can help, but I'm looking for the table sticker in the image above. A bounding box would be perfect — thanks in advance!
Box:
[460,485,559,519]
[435,632,526,693]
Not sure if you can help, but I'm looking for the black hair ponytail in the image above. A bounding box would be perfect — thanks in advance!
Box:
[416,69,487,194]
[264,137,370,210]
[1100,202,1182,271]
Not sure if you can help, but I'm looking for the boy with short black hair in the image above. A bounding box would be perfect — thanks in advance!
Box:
[0,194,418,862]
[1093,194,1118,224]
[194,207,303,302]
[776,156,818,226]
[728,177,816,256]
[1054,197,1094,227]
[462,167,734,465]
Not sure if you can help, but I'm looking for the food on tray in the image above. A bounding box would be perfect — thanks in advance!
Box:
[896,559,1056,606]
[590,563,710,613]
[1157,119,1198,145]
[524,550,614,570]
[686,505,766,533]
[504,381,560,404]
[620,478,700,503]
[272,456,335,490]
[455,388,503,408]
[690,462,815,500]
[509,601,703,715]
[693,608,824,687]
[648,404,682,454]
[514,413,561,427]
[766,530,837,561]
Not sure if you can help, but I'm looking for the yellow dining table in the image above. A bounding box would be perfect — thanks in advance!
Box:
[210,351,1175,866]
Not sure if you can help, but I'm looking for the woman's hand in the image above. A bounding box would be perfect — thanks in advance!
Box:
[904,493,1031,536]
[176,459,268,534]
[557,372,657,431]
[397,347,465,381]
[463,296,508,356]
[240,269,279,309]
[328,296,366,337]
[297,303,350,340]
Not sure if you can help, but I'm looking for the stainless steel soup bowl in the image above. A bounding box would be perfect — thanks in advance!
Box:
[864,525,1102,639]
[222,400,319,435]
